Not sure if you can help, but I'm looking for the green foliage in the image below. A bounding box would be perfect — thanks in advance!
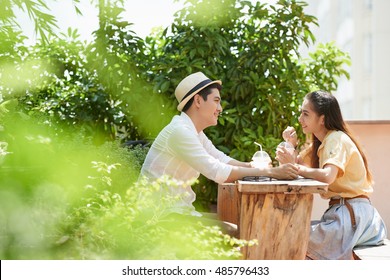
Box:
[0,0,58,43]
[86,13,174,141]
[56,176,251,260]
[1,1,351,149]
[300,42,351,92]
[192,175,219,212]
[5,1,350,155]
[0,112,250,259]
[5,3,173,143]
[17,33,129,143]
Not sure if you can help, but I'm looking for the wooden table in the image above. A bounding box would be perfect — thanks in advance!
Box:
[218,177,328,260]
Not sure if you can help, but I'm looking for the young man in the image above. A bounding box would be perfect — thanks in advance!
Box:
[140,72,298,217]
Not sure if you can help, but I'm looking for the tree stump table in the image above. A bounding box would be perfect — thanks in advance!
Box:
[236,177,328,260]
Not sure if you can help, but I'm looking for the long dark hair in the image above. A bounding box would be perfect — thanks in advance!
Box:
[306,90,372,183]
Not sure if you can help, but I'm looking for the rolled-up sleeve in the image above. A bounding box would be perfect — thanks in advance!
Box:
[168,126,232,184]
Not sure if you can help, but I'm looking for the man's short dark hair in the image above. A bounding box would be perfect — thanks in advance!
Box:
[182,83,222,112]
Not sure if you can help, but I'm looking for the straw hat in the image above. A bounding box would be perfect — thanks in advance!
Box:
[175,72,222,111]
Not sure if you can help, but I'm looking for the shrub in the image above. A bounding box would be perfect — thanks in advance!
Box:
[0,109,252,259]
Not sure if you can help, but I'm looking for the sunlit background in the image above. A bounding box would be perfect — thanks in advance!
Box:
[16,0,390,120]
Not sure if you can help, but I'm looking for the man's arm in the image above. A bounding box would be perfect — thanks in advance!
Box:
[225,163,299,183]
[228,159,251,168]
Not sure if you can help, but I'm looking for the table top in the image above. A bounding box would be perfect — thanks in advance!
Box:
[237,176,328,194]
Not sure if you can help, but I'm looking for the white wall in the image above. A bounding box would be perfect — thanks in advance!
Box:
[303,0,390,120]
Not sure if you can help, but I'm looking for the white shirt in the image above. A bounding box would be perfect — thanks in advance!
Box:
[140,112,233,215]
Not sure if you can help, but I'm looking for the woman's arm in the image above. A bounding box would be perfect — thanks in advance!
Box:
[298,164,339,184]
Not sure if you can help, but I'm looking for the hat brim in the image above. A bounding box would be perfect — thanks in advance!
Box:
[177,80,222,111]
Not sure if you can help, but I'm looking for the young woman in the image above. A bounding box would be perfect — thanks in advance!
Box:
[276,90,387,260]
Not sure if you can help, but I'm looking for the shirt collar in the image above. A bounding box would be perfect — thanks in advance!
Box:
[180,112,200,135]
[318,130,334,151]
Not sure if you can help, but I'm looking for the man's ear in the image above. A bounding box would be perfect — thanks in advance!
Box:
[194,94,201,108]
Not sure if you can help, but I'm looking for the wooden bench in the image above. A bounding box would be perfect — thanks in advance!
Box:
[354,239,390,260]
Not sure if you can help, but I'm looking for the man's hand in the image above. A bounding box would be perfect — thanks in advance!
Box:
[271,163,299,180]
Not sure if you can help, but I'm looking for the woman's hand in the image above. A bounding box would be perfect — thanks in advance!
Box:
[276,146,296,164]
[282,126,298,148]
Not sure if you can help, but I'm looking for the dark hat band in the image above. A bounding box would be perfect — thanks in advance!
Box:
[180,79,212,102]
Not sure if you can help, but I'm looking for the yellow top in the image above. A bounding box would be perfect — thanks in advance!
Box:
[302,130,373,199]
